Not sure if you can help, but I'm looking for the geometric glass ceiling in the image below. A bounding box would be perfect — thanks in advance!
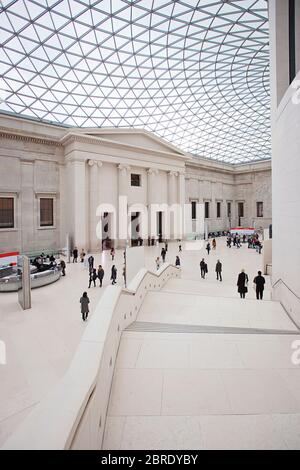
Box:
[0,0,270,164]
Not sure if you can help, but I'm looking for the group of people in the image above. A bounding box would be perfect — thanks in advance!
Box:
[79,234,267,322]
[226,234,242,248]
[226,233,263,254]
[205,239,218,255]
[155,243,182,270]
[237,269,266,300]
[200,258,222,281]
[72,247,87,263]
[32,253,57,271]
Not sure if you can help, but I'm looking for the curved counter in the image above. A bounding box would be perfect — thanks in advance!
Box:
[0,267,61,292]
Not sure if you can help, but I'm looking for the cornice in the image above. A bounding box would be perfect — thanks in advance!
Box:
[60,132,190,162]
[187,155,271,175]
[0,128,62,147]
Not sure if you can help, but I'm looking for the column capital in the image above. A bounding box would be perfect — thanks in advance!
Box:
[147,168,159,175]
[168,170,179,177]
[88,159,103,168]
[118,164,131,172]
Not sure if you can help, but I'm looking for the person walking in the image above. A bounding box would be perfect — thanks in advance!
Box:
[200,258,207,279]
[80,292,90,322]
[165,240,168,252]
[73,246,78,263]
[216,260,222,281]
[60,259,66,276]
[237,269,249,299]
[88,268,97,288]
[179,244,182,252]
[97,265,104,287]
[161,248,166,263]
[253,271,266,300]
[80,249,86,263]
[175,255,180,267]
[156,257,160,270]
[111,265,117,285]
[206,242,211,255]
[257,241,263,254]
[212,239,216,250]
[110,247,115,261]
[88,255,94,273]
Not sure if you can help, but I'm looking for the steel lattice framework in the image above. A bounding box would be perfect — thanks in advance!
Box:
[0,0,270,163]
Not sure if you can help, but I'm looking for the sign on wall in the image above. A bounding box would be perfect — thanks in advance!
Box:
[0,251,19,267]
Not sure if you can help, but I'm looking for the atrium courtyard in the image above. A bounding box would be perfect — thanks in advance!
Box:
[0,0,300,452]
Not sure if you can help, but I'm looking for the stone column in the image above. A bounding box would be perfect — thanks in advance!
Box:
[147,168,159,237]
[20,160,35,252]
[168,170,179,240]
[178,172,186,239]
[72,159,87,250]
[118,164,130,247]
[88,160,102,252]
[168,170,178,205]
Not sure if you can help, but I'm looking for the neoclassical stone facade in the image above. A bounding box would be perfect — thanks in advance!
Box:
[0,115,272,253]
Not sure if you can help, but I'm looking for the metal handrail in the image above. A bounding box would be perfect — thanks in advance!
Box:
[272,278,300,301]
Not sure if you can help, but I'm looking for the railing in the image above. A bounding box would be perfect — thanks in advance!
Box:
[272,278,300,329]
[2,263,180,450]
[273,278,300,301]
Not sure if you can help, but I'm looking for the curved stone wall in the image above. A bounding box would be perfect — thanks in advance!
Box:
[272,74,300,325]
[2,263,180,450]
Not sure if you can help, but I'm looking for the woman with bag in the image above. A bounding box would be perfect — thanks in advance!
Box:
[237,269,249,299]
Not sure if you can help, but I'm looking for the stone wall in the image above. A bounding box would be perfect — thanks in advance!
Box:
[0,115,272,253]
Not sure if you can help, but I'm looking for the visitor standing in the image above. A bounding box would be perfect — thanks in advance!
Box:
[89,268,97,288]
[216,260,222,281]
[97,265,104,287]
[237,269,249,299]
[73,246,78,263]
[60,259,66,276]
[156,257,160,270]
[175,256,180,267]
[161,248,166,263]
[80,292,90,322]
[110,247,115,261]
[212,239,216,250]
[200,258,206,279]
[80,249,86,263]
[253,271,266,300]
[88,255,94,273]
[111,265,117,285]
[206,242,211,255]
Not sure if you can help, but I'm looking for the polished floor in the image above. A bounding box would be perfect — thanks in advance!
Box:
[1,238,299,448]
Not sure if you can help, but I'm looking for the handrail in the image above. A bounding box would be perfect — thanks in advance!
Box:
[272,278,300,302]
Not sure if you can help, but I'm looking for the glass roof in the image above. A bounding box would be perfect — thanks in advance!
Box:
[0,0,270,164]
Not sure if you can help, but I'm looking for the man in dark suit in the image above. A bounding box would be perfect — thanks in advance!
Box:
[253,271,266,300]
[216,260,222,281]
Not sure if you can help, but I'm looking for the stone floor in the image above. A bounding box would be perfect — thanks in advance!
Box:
[103,240,300,450]
[2,237,299,448]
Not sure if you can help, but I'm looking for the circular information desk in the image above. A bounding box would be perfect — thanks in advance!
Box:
[0,265,62,292]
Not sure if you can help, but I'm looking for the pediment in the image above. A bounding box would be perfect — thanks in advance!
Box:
[82,129,186,156]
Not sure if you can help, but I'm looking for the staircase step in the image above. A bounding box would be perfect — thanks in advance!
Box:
[125,321,299,336]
